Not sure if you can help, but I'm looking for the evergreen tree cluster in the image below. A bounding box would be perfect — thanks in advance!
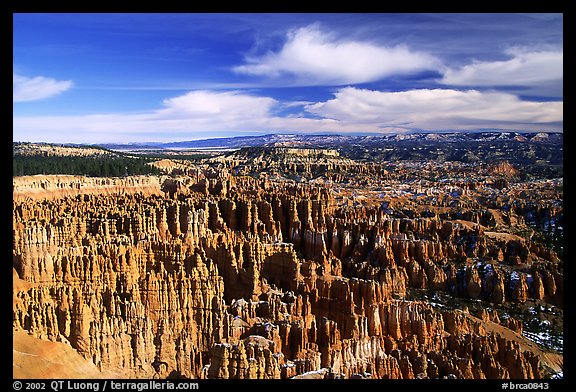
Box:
[13,155,162,177]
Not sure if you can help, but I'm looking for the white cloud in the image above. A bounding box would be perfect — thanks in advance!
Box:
[160,90,277,118]
[440,48,563,87]
[13,72,73,102]
[305,87,563,130]
[14,90,280,143]
[13,88,563,144]
[233,24,440,85]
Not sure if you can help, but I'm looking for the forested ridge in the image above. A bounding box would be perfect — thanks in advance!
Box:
[13,154,161,177]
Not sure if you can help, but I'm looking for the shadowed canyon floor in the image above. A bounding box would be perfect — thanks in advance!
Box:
[13,141,563,379]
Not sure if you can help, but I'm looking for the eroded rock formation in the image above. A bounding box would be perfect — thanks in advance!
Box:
[13,151,562,379]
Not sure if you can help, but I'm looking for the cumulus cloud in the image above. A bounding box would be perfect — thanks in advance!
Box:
[13,72,73,102]
[160,90,277,118]
[233,24,440,85]
[440,48,563,87]
[305,87,563,130]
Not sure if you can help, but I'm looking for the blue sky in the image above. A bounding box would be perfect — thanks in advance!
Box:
[13,13,563,143]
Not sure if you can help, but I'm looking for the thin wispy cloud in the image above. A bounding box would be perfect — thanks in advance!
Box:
[440,48,563,87]
[13,72,73,102]
[233,23,441,86]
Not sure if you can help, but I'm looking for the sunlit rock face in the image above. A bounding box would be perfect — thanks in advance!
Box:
[13,145,562,379]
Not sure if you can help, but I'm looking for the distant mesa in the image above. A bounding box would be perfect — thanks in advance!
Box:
[95,131,563,152]
[219,146,343,161]
[14,142,117,158]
